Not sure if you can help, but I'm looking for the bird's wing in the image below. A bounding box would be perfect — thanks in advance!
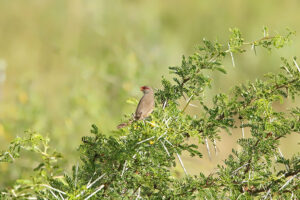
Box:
[135,94,154,120]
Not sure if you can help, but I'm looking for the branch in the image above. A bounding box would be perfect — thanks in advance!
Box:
[247,168,300,195]
[243,139,260,175]
[243,36,275,45]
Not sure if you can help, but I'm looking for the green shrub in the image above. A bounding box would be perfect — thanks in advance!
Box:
[1,27,299,199]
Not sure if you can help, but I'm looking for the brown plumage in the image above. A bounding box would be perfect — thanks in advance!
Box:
[117,86,154,129]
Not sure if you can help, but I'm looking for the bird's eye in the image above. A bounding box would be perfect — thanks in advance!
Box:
[141,86,148,91]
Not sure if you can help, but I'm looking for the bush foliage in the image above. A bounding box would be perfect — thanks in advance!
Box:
[0,27,299,199]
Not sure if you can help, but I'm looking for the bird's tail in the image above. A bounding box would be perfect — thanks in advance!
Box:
[117,119,134,129]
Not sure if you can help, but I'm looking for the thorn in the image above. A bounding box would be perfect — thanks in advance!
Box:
[283,66,293,77]
[188,103,198,108]
[228,43,235,67]
[263,189,271,200]
[158,131,167,140]
[87,173,106,189]
[145,121,159,127]
[135,187,141,200]
[137,136,155,145]
[163,100,167,109]
[182,94,194,112]
[164,139,188,175]
[160,140,170,156]
[3,152,15,161]
[279,174,298,191]
[59,192,65,200]
[251,43,256,55]
[41,184,66,195]
[232,163,249,175]
[278,148,289,171]
[165,117,172,128]
[176,153,188,176]
[293,58,300,73]
[241,122,245,138]
[84,185,105,200]
[49,189,59,199]
[205,138,211,160]
[121,161,127,177]
[87,172,97,186]
[213,140,218,156]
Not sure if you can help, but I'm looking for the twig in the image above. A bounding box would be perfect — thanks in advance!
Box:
[243,36,275,45]
[246,169,300,194]
[243,139,260,175]
[75,162,79,188]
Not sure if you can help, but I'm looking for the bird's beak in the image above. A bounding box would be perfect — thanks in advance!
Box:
[140,87,144,91]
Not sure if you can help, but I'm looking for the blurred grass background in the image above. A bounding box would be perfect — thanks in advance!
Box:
[0,0,299,187]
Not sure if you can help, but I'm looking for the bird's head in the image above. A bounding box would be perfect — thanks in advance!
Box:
[140,86,152,94]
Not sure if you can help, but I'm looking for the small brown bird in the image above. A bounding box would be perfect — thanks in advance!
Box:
[117,86,154,129]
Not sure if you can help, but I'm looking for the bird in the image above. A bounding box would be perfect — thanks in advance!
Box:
[117,86,154,129]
